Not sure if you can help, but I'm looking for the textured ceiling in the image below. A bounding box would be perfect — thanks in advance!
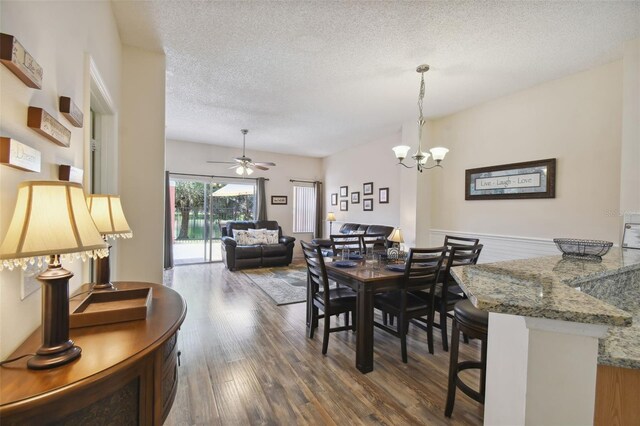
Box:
[112,1,640,158]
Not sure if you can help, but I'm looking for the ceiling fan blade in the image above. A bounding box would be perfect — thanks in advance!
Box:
[207,161,235,164]
[253,162,276,167]
[228,164,239,169]
[253,165,269,171]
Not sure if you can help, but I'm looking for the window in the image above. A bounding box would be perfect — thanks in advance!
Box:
[293,184,316,233]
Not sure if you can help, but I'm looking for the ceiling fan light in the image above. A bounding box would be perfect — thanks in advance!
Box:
[246,167,254,175]
[392,145,411,160]
[430,147,449,161]
[235,166,245,175]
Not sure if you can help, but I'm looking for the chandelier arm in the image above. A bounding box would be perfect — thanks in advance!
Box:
[398,161,414,169]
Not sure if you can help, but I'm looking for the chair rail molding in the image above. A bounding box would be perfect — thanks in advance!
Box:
[429,229,559,263]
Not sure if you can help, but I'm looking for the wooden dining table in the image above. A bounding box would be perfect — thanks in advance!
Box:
[307,258,404,373]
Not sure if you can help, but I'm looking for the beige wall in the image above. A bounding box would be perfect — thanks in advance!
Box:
[428,60,624,243]
[0,1,122,358]
[117,46,166,282]
[620,39,640,224]
[166,139,323,255]
[322,132,403,236]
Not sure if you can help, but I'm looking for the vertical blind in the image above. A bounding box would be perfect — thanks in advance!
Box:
[293,184,316,233]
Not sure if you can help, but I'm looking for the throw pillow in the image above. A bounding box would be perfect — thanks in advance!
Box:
[233,230,252,245]
[265,230,279,244]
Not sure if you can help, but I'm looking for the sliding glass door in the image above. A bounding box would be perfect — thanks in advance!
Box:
[169,174,256,265]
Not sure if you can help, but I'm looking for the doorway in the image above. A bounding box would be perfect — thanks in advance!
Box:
[169,174,256,265]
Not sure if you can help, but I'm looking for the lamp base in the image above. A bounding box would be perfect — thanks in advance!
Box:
[27,344,82,370]
[92,282,116,291]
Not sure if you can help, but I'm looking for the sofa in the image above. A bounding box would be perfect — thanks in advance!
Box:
[221,220,296,271]
[311,222,395,253]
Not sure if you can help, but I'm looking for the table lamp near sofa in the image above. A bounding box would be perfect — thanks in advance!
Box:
[86,194,133,290]
[326,212,336,235]
[0,181,108,369]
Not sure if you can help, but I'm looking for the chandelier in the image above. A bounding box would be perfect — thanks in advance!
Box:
[392,64,449,172]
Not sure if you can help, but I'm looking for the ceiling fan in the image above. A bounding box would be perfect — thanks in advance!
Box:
[207,129,276,176]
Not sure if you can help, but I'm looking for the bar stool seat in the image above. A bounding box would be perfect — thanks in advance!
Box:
[445,299,489,418]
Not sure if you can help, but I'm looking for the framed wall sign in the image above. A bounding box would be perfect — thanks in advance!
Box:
[351,191,360,204]
[340,200,348,211]
[331,193,338,205]
[363,198,373,211]
[379,187,389,204]
[271,195,287,205]
[27,107,72,147]
[363,182,373,195]
[0,33,43,89]
[465,158,556,200]
[622,223,640,250]
[340,186,348,197]
[0,137,41,172]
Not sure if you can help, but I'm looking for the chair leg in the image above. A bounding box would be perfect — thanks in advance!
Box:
[445,319,460,417]
[382,312,388,326]
[427,309,434,355]
[479,336,488,403]
[390,314,395,326]
[322,313,331,355]
[441,309,449,352]
[463,333,470,344]
[309,306,318,339]
[400,314,408,363]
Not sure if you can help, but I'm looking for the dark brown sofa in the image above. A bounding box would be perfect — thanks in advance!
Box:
[311,222,395,253]
[221,220,295,271]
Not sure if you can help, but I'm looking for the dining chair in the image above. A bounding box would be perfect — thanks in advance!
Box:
[360,233,387,254]
[330,234,363,257]
[373,247,447,363]
[444,235,480,249]
[431,244,483,351]
[301,240,357,355]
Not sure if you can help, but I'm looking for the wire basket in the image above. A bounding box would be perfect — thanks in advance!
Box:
[553,238,613,260]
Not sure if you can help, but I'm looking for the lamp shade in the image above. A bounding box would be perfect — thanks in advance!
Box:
[86,195,133,238]
[430,147,449,161]
[0,181,108,271]
[388,228,404,243]
[392,145,411,160]
[326,212,336,222]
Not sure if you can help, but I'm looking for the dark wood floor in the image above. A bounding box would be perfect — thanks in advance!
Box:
[163,262,483,425]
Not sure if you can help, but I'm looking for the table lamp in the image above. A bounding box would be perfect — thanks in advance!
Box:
[0,181,108,369]
[388,228,404,249]
[326,212,336,235]
[86,194,133,290]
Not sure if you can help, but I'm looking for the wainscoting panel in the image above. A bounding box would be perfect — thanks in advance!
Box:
[429,229,559,264]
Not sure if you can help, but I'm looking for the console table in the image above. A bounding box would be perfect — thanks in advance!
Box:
[0,281,186,425]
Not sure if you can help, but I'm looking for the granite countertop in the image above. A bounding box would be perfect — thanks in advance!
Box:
[451,248,640,369]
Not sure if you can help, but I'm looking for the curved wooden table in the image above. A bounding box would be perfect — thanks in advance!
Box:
[0,282,186,425]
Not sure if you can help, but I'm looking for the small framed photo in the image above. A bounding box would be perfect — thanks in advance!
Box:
[363,198,373,211]
[363,182,373,195]
[331,193,338,205]
[340,186,348,197]
[340,200,348,211]
[379,187,389,204]
[351,191,360,204]
[271,195,287,205]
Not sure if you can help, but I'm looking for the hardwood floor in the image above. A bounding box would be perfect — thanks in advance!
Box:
[163,262,483,425]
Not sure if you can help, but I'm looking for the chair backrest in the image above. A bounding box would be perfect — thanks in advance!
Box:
[403,247,447,292]
[360,233,386,253]
[442,244,484,292]
[330,234,362,255]
[444,235,480,249]
[300,240,330,303]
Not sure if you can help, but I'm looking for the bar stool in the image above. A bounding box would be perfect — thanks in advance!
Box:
[445,299,488,418]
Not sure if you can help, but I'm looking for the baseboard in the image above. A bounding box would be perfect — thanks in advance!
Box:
[429,229,559,264]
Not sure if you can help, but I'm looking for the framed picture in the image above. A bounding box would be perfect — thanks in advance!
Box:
[271,195,287,205]
[465,158,556,200]
[331,193,338,205]
[340,200,348,211]
[363,182,373,195]
[622,223,640,249]
[340,186,348,197]
[363,198,373,211]
[351,191,360,204]
[379,187,389,204]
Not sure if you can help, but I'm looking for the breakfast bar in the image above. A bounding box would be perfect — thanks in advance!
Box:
[451,248,639,425]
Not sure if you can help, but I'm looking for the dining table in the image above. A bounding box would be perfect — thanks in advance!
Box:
[307,257,405,373]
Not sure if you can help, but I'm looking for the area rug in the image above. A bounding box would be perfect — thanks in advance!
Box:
[242,265,308,306]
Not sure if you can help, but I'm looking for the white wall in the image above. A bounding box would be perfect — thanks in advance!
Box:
[427,60,624,245]
[620,39,640,226]
[0,1,121,358]
[117,46,166,282]
[165,139,323,254]
[322,132,403,236]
